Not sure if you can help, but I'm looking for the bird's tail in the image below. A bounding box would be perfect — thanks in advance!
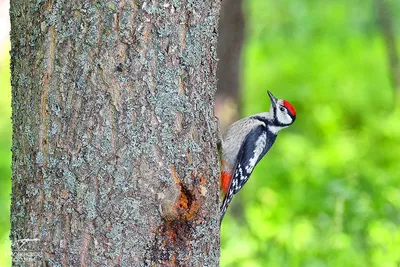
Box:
[220,194,230,225]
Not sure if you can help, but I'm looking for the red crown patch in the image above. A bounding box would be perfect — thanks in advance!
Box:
[283,100,296,116]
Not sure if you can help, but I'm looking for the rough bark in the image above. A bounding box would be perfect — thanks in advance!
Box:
[215,0,244,130]
[10,0,221,266]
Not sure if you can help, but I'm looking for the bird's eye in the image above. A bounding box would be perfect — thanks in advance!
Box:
[279,106,285,112]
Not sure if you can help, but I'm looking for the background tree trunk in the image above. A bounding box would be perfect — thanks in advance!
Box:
[10,0,221,266]
[375,0,400,104]
[215,0,244,130]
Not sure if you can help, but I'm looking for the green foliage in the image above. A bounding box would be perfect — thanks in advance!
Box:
[0,47,11,266]
[221,0,400,266]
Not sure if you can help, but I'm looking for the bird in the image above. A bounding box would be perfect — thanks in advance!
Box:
[218,91,297,222]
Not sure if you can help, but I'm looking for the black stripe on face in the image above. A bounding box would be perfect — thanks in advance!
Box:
[251,116,269,127]
[274,120,291,127]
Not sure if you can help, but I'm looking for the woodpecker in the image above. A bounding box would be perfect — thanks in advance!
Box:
[219,91,296,222]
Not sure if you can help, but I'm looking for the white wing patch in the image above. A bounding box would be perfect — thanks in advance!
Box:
[239,167,244,180]
[236,164,241,177]
[244,133,266,174]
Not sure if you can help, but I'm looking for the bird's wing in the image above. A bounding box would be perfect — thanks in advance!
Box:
[220,125,273,222]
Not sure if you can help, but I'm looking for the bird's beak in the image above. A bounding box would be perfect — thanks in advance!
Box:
[267,91,278,107]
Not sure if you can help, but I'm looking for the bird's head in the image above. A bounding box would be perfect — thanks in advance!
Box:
[268,91,296,129]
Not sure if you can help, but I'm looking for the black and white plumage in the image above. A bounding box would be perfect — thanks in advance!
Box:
[219,91,296,222]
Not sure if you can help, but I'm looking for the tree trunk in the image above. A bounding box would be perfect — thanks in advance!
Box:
[10,0,221,266]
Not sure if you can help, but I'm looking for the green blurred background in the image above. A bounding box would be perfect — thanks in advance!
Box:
[0,37,11,266]
[1,0,400,266]
[220,0,400,266]
[0,0,11,258]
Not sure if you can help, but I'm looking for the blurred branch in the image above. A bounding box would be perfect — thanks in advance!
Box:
[375,0,400,104]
